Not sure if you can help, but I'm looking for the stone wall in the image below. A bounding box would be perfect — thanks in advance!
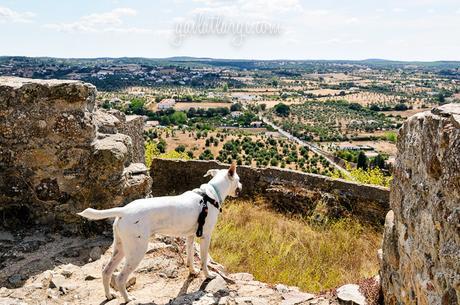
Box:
[0,77,151,228]
[381,104,460,305]
[120,115,145,163]
[102,110,145,163]
[150,158,390,225]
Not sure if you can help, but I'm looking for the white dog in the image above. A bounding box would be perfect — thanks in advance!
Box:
[78,163,242,303]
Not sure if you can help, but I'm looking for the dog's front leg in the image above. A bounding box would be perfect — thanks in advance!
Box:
[186,235,199,275]
[200,236,216,279]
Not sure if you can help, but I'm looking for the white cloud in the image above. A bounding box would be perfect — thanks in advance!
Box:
[392,8,406,13]
[240,0,302,15]
[315,37,364,45]
[303,9,330,17]
[0,6,35,23]
[44,8,150,33]
[302,10,362,28]
[190,0,301,20]
[346,17,360,24]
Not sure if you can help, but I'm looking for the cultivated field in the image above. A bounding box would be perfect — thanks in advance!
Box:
[174,102,231,111]
[324,140,397,156]
[382,108,430,118]
[149,127,334,175]
[254,99,304,109]
[268,100,401,141]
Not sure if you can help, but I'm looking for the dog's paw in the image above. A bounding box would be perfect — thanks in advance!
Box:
[105,291,117,300]
[205,271,217,279]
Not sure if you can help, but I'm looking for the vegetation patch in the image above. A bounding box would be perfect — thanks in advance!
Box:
[211,198,382,292]
[333,166,392,187]
[267,100,401,141]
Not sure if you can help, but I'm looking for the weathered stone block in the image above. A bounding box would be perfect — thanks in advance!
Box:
[0,77,151,228]
[381,104,460,305]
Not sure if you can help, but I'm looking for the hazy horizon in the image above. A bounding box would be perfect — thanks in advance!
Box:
[2,55,460,63]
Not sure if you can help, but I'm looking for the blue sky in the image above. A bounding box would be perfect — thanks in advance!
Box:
[1,0,459,60]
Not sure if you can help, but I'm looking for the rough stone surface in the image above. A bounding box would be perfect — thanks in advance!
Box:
[281,291,315,305]
[336,284,366,305]
[95,109,146,163]
[119,115,145,163]
[381,104,460,305]
[0,230,341,305]
[0,77,151,228]
[205,275,228,293]
[89,246,102,261]
[150,159,389,225]
[7,274,23,288]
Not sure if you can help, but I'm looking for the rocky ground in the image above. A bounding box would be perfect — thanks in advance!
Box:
[0,229,342,305]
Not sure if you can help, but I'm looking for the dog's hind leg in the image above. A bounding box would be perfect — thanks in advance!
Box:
[117,236,148,303]
[186,235,198,275]
[102,221,124,300]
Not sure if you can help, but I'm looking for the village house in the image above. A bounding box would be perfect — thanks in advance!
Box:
[250,121,263,128]
[144,120,160,130]
[230,111,243,117]
[336,144,374,151]
[157,98,176,110]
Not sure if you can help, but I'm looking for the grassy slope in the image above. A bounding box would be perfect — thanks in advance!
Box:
[211,198,381,292]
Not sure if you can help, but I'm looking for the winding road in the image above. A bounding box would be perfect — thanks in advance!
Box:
[258,114,352,178]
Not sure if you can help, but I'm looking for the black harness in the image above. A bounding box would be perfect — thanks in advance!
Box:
[194,189,221,238]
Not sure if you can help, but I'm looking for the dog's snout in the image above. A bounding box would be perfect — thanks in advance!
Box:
[236,187,242,196]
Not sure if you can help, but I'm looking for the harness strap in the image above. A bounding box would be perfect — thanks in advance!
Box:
[194,189,221,237]
[196,202,207,238]
[194,189,221,211]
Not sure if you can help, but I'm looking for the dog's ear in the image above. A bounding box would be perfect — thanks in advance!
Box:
[204,169,219,178]
[228,162,236,177]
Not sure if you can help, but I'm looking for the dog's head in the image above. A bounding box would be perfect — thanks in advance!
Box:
[203,163,242,198]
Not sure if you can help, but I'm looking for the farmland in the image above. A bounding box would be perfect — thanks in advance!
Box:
[145,127,334,176]
[4,56,458,185]
[266,100,401,142]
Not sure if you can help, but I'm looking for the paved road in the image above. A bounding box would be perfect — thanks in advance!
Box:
[259,115,352,178]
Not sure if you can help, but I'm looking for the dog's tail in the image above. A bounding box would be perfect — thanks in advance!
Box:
[77,207,124,220]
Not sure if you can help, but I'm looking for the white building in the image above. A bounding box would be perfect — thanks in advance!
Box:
[250,121,263,128]
[144,120,160,130]
[157,98,176,110]
[230,111,243,117]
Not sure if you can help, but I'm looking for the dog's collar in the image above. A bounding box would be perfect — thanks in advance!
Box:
[208,183,223,204]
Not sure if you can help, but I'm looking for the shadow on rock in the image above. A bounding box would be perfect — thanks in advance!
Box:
[0,228,112,289]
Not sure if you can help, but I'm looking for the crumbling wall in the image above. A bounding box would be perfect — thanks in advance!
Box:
[0,77,151,228]
[119,115,145,163]
[99,110,145,163]
[150,158,390,225]
[381,104,460,305]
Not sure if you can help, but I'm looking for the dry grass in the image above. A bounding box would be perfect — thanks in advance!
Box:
[325,140,397,156]
[211,198,382,293]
